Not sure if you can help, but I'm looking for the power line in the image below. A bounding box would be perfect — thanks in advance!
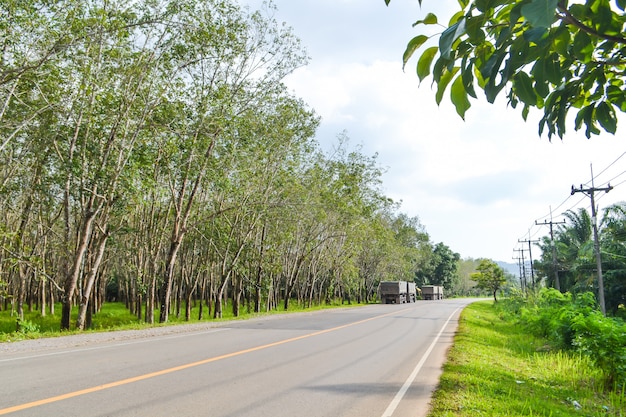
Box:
[534,152,626,224]
[591,151,626,181]
[598,169,626,188]
[515,154,624,273]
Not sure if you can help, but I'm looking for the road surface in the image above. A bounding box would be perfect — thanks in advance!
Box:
[0,298,479,416]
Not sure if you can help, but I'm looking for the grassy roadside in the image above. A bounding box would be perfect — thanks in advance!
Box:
[0,300,366,343]
[428,301,625,417]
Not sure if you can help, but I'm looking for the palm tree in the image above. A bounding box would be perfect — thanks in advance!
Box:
[599,203,626,315]
[558,208,597,292]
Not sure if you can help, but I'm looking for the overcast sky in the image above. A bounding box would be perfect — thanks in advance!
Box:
[240,0,626,263]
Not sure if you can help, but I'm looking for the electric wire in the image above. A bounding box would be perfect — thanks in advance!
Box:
[514,151,626,257]
[591,151,626,181]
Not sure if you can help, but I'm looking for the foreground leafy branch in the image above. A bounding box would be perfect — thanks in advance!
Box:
[386,0,626,139]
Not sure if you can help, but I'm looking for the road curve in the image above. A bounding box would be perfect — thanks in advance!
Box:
[0,298,480,417]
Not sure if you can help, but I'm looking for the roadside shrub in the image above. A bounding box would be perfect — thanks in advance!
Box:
[502,288,626,389]
[571,311,626,388]
[497,288,527,317]
[16,318,40,334]
[519,288,574,348]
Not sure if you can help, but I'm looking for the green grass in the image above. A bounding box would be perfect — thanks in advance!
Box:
[0,299,366,342]
[0,303,147,342]
[428,301,626,417]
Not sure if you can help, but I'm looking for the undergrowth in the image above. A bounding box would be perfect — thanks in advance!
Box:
[429,299,625,417]
[504,289,626,389]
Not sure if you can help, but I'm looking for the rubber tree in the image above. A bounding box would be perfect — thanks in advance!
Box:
[155,0,308,322]
[51,0,176,330]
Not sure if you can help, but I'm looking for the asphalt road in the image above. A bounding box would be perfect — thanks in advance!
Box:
[0,298,480,417]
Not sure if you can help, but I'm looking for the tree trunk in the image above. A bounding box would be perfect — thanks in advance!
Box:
[233,274,242,317]
[40,273,46,317]
[214,289,223,319]
[146,271,156,324]
[198,275,206,320]
[159,237,182,323]
[76,229,108,330]
[185,290,193,321]
[49,279,55,316]
[61,206,98,330]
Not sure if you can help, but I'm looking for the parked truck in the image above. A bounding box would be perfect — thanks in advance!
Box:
[421,285,444,300]
[379,281,417,304]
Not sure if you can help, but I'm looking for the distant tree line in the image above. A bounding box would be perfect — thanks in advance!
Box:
[0,0,464,330]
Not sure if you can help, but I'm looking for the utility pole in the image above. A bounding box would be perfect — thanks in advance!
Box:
[571,165,612,315]
[518,234,539,290]
[514,248,527,293]
[536,207,566,292]
[512,254,524,292]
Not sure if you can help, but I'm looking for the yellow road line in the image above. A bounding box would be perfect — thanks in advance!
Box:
[0,306,412,415]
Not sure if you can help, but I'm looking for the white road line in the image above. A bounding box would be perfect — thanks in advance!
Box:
[381,307,461,417]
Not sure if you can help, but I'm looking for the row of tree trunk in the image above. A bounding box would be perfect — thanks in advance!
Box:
[1,0,438,330]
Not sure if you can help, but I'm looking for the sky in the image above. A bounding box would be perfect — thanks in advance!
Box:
[239,0,626,263]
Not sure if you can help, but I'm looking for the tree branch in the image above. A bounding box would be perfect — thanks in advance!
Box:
[556,2,626,45]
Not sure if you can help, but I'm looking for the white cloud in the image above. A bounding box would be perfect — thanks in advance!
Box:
[243,0,626,262]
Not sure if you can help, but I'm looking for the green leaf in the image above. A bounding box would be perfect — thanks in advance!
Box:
[556,91,568,138]
[496,26,511,48]
[449,10,466,26]
[417,46,439,82]
[521,0,558,28]
[403,35,428,70]
[575,105,593,131]
[573,31,594,62]
[451,74,471,119]
[618,0,626,11]
[596,102,617,134]
[595,2,614,34]
[465,15,486,44]
[432,55,448,83]
[484,78,506,103]
[544,53,562,84]
[523,27,548,43]
[576,104,600,138]
[480,49,506,81]
[532,59,550,97]
[461,56,477,98]
[436,67,459,105]
[439,20,466,59]
[513,72,537,106]
[507,37,530,75]
[413,13,438,26]
[607,84,626,111]
[522,104,530,120]
[509,2,524,26]
[475,0,497,12]
[552,27,571,56]
[474,64,486,88]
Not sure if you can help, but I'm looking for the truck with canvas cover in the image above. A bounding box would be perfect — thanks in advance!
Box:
[379,281,417,304]
[421,285,444,300]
